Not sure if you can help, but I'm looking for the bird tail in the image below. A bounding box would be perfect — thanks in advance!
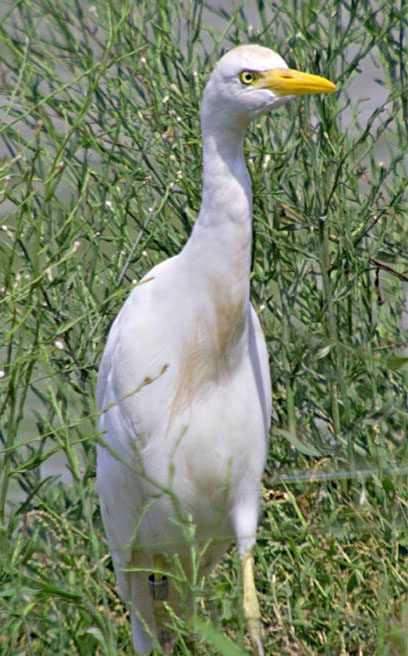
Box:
[114,560,156,654]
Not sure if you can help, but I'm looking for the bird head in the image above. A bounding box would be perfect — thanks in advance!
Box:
[202,44,337,129]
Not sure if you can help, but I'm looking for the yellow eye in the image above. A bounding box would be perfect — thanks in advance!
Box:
[239,70,256,85]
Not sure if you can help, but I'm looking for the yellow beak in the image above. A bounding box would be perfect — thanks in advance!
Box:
[254,68,337,96]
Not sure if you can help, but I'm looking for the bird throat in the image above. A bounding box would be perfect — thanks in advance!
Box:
[187,123,253,305]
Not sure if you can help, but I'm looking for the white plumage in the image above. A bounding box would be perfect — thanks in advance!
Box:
[97,44,336,655]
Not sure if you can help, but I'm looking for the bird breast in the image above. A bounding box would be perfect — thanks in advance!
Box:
[99,252,255,448]
[170,277,247,421]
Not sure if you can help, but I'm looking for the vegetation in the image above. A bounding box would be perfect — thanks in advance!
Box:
[0,0,407,653]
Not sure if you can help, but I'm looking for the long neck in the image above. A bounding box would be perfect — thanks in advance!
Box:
[184,114,252,306]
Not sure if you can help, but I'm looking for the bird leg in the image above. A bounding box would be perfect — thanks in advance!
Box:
[148,554,174,654]
[242,550,264,656]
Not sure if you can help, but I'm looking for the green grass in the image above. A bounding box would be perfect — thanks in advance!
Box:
[1,0,407,653]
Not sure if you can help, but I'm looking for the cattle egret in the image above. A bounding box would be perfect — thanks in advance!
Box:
[97,44,336,655]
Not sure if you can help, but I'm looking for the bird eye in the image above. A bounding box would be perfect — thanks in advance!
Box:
[239,71,255,85]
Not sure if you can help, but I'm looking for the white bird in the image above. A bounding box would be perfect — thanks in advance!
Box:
[97,44,336,655]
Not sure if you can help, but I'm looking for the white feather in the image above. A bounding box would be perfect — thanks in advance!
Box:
[96,44,335,654]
